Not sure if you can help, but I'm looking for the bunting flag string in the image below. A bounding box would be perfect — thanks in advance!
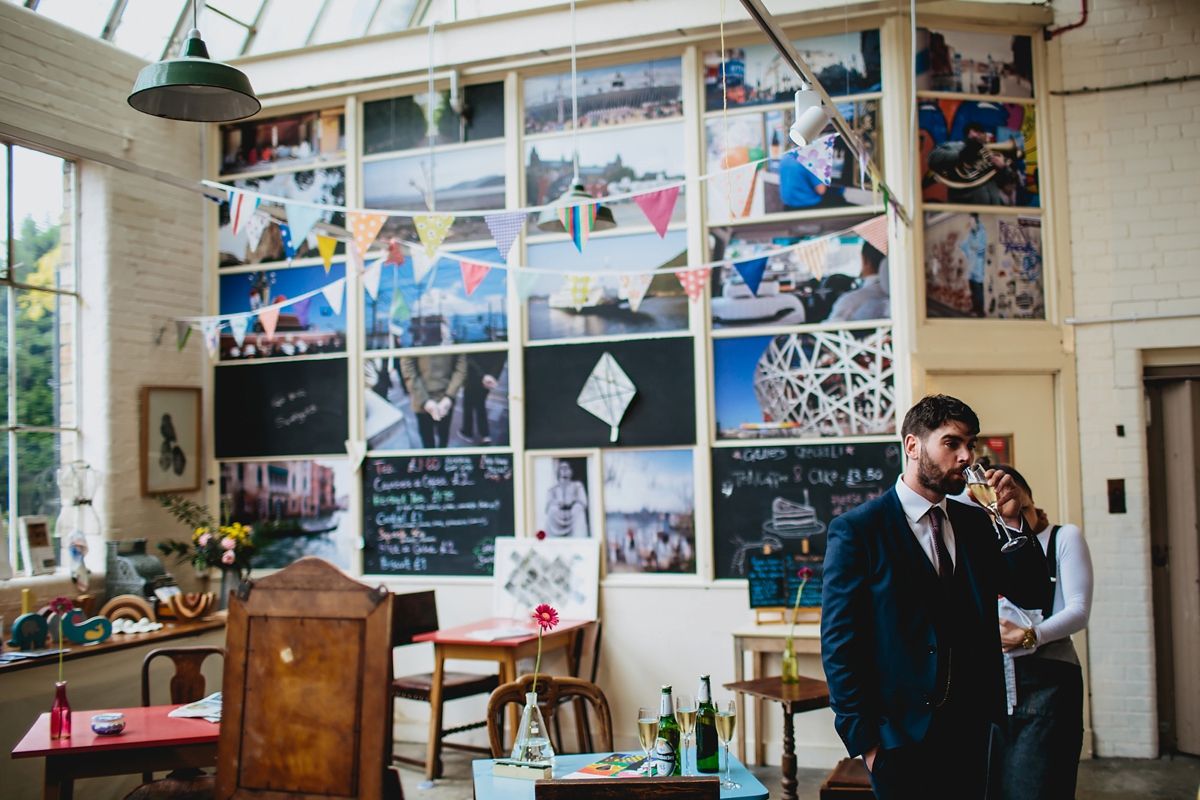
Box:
[415,215,455,257]
[710,163,757,221]
[733,257,769,296]
[676,267,711,302]
[633,186,679,238]
[321,279,345,315]
[484,212,526,262]
[348,212,388,261]
[558,203,598,253]
[566,275,599,310]
[316,234,338,273]
[795,134,837,186]
[459,260,490,297]
[292,297,313,329]
[410,246,436,284]
[514,271,540,304]
[228,190,259,236]
[229,314,250,347]
[362,260,383,301]
[244,213,270,253]
[201,319,221,358]
[617,273,653,313]
[258,307,279,339]
[284,202,324,245]
[383,238,406,266]
[795,238,830,281]
[175,320,192,351]
[389,282,411,323]
[853,215,889,256]
[279,223,298,262]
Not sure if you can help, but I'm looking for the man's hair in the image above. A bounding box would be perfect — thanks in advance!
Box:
[861,242,885,271]
[991,464,1033,500]
[900,394,980,440]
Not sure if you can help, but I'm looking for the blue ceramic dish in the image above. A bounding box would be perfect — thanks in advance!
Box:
[90,713,126,735]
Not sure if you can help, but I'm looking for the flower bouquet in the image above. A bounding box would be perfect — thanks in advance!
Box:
[157,496,255,608]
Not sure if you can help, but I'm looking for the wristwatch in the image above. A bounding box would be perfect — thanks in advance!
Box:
[1020,627,1038,650]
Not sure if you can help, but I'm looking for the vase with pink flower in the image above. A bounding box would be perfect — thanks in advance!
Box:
[781,567,814,684]
[512,604,559,766]
[157,495,255,610]
[48,596,74,738]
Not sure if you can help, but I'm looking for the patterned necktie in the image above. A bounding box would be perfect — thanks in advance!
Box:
[929,505,953,585]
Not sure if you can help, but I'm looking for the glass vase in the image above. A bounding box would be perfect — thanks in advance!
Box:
[219,567,240,611]
[510,692,555,766]
[781,641,800,684]
[50,681,71,739]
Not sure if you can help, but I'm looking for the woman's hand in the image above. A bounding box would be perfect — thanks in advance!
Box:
[999,618,1026,652]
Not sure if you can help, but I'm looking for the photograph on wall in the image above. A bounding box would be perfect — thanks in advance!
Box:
[919,100,1038,206]
[366,248,507,350]
[365,351,510,450]
[924,211,1044,319]
[220,458,353,570]
[703,30,881,111]
[492,537,600,620]
[363,82,505,154]
[604,448,696,575]
[525,123,687,230]
[973,434,1013,467]
[363,144,506,244]
[220,108,345,175]
[219,263,347,360]
[711,442,902,580]
[141,386,201,494]
[916,29,1033,97]
[218,167,346,266]
[524,58,682,133]
[531,454,595,538]
[706,101,879,221]
[713,329,896,439]
[708,213,885,327]
[524,232,690,341]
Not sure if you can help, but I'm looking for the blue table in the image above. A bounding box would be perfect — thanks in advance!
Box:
[472,750,769,799]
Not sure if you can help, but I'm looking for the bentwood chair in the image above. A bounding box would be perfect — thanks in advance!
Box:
[132,646,225,788]
[487,674,613,758]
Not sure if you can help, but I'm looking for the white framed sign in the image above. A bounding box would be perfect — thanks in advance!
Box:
[19,515,56,576]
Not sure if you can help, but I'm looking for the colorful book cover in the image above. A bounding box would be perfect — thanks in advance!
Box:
[563,753,647,779]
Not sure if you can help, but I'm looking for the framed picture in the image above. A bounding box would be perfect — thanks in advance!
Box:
[602,448,696,575]
[528,451,601,539]
[19,515,56,576]
[141,386,202,495]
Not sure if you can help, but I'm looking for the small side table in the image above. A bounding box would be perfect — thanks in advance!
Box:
[723,675,830,800]
[731,623,820,765]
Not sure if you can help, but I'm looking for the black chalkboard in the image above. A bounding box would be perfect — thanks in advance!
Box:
[747,553,821,607]
[713,441,903,583]
[523,338,695,449]
[362,453,514,576]
[215,357,348,458]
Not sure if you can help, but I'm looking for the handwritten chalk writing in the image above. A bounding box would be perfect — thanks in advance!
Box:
[732,448,788,462]
[728,470,790,489]
[274,404,318,428]
[270,389,308,408]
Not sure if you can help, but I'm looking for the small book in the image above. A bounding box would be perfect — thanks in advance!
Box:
[562,753,647,779]
[492,759,553,780]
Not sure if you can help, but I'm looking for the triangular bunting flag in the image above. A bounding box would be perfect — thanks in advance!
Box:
[853,216,889,256]
[284,202,324,245]
[734,257,770,296]
[228,190,259,236]
[796,238,830,280]
[316,234,338,273]
[410,247,436,284]
[244,213,269,252]
[259,307,279,339]
[229,315,250,347]
[345,439,367,474]
[795,133,837,186]
[390,284,411,323]
[675,268,711,302]
[484,212,526,262]
[347,212,388,260]
[322,279,346,315]
[415,214,456,257]
[557,203,598,253]
[362,260,383,301]
[515,270,541,304]
[279,223,298,262]
[565,275,598,311]
[633,186,680,238]
[460,260,490,297]
[292,297,313,329]
[710,163,757,220]
[175,320,192,351]
[201,319,221,358]
[384,238,406,266]
[617,273,654,313]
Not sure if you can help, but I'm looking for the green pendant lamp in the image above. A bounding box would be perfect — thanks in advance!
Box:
[536,0,616,233]
[128,3,259,123]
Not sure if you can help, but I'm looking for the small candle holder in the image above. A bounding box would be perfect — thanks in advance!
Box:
[90,713,126,736]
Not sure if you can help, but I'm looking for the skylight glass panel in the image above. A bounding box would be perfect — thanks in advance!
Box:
[34,0,114,38]
[365,0,418,35]
[111,0,187,61]
[311,0,379,45]
[246,0,324,55]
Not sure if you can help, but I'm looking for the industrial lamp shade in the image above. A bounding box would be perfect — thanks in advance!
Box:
[128,30,260,123]
[536,183,617,233]
[789,104,831,148]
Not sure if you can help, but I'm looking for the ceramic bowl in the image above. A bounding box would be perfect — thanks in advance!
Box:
[90,713,125,735]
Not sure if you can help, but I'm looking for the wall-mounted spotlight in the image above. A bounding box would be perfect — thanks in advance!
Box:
[789,85,830,147]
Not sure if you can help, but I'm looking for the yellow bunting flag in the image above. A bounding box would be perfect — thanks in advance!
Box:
[566,275,598,311]
[415,215,456,257]
[347,212,387,261]
[796,238,829,281]
[316,234,338,273]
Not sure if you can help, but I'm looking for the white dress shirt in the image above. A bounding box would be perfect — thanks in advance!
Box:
[895,475,956,571]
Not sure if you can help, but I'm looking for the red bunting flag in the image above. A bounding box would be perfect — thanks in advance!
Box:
[633,186,680,238]
[675,268,711,302]
[460,260,490,297]
[258,307,279,339]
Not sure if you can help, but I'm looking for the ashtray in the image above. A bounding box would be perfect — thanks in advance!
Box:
[90,713,126,735]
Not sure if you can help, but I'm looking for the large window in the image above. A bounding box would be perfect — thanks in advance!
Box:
[0,143,78,571]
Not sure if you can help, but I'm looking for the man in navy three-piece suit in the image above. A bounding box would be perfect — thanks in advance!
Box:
[821,395,1051,799]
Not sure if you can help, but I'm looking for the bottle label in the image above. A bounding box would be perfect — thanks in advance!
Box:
[650,737,676,776]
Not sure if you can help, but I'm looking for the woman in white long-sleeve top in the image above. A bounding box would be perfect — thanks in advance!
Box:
[993,465,1094,800]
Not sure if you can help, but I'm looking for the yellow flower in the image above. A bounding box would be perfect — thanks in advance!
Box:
[193,526,210,543]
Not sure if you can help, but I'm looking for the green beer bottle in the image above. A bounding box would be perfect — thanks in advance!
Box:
[695,675,719,773]
[650,685,681,776]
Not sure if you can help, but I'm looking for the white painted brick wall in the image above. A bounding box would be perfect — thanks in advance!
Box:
[1057,0,1200,758]
[0,4,208,588]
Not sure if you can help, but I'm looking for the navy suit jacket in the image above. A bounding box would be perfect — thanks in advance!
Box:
[820,487,1050,757]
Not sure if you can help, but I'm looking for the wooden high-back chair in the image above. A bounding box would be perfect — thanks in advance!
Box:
[487,674,613,757]
[215,558,397,800]
[139,646,224,784]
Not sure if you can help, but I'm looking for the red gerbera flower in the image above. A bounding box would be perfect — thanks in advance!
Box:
[532,604,559,630]
[798,567,814,580]
[48,596,74,615]
[536,530,547,541]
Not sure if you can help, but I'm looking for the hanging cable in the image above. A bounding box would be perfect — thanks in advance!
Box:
[570,0,580,184]
[427,20,437,211]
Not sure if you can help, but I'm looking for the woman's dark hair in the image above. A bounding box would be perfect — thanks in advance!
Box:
[900,394,980,440]
[991,464,1033,500]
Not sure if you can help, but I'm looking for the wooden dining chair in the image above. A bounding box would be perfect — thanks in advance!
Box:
[487,674,613,758]
[389,590,499,777]
[534,776,720,799]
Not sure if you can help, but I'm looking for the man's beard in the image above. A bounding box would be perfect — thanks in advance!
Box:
[916,445,965,497]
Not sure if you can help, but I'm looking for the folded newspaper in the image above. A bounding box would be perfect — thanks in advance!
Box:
[168,691,222,723]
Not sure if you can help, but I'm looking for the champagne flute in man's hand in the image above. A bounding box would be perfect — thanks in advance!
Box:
[963,463,1029,553]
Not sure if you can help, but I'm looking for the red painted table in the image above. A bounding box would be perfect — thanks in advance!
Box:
[11,705,220,800]
[412,617,594,782]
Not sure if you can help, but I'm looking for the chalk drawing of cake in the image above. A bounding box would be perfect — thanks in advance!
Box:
[761,490,826,539]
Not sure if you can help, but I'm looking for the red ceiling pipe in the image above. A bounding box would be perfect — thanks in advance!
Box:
[1045,0,1089,40]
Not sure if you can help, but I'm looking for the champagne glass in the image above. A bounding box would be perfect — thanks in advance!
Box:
[715,700,739,789]
[963,463,1029,553]
[674,694,698,776]
[636,707,659,774]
